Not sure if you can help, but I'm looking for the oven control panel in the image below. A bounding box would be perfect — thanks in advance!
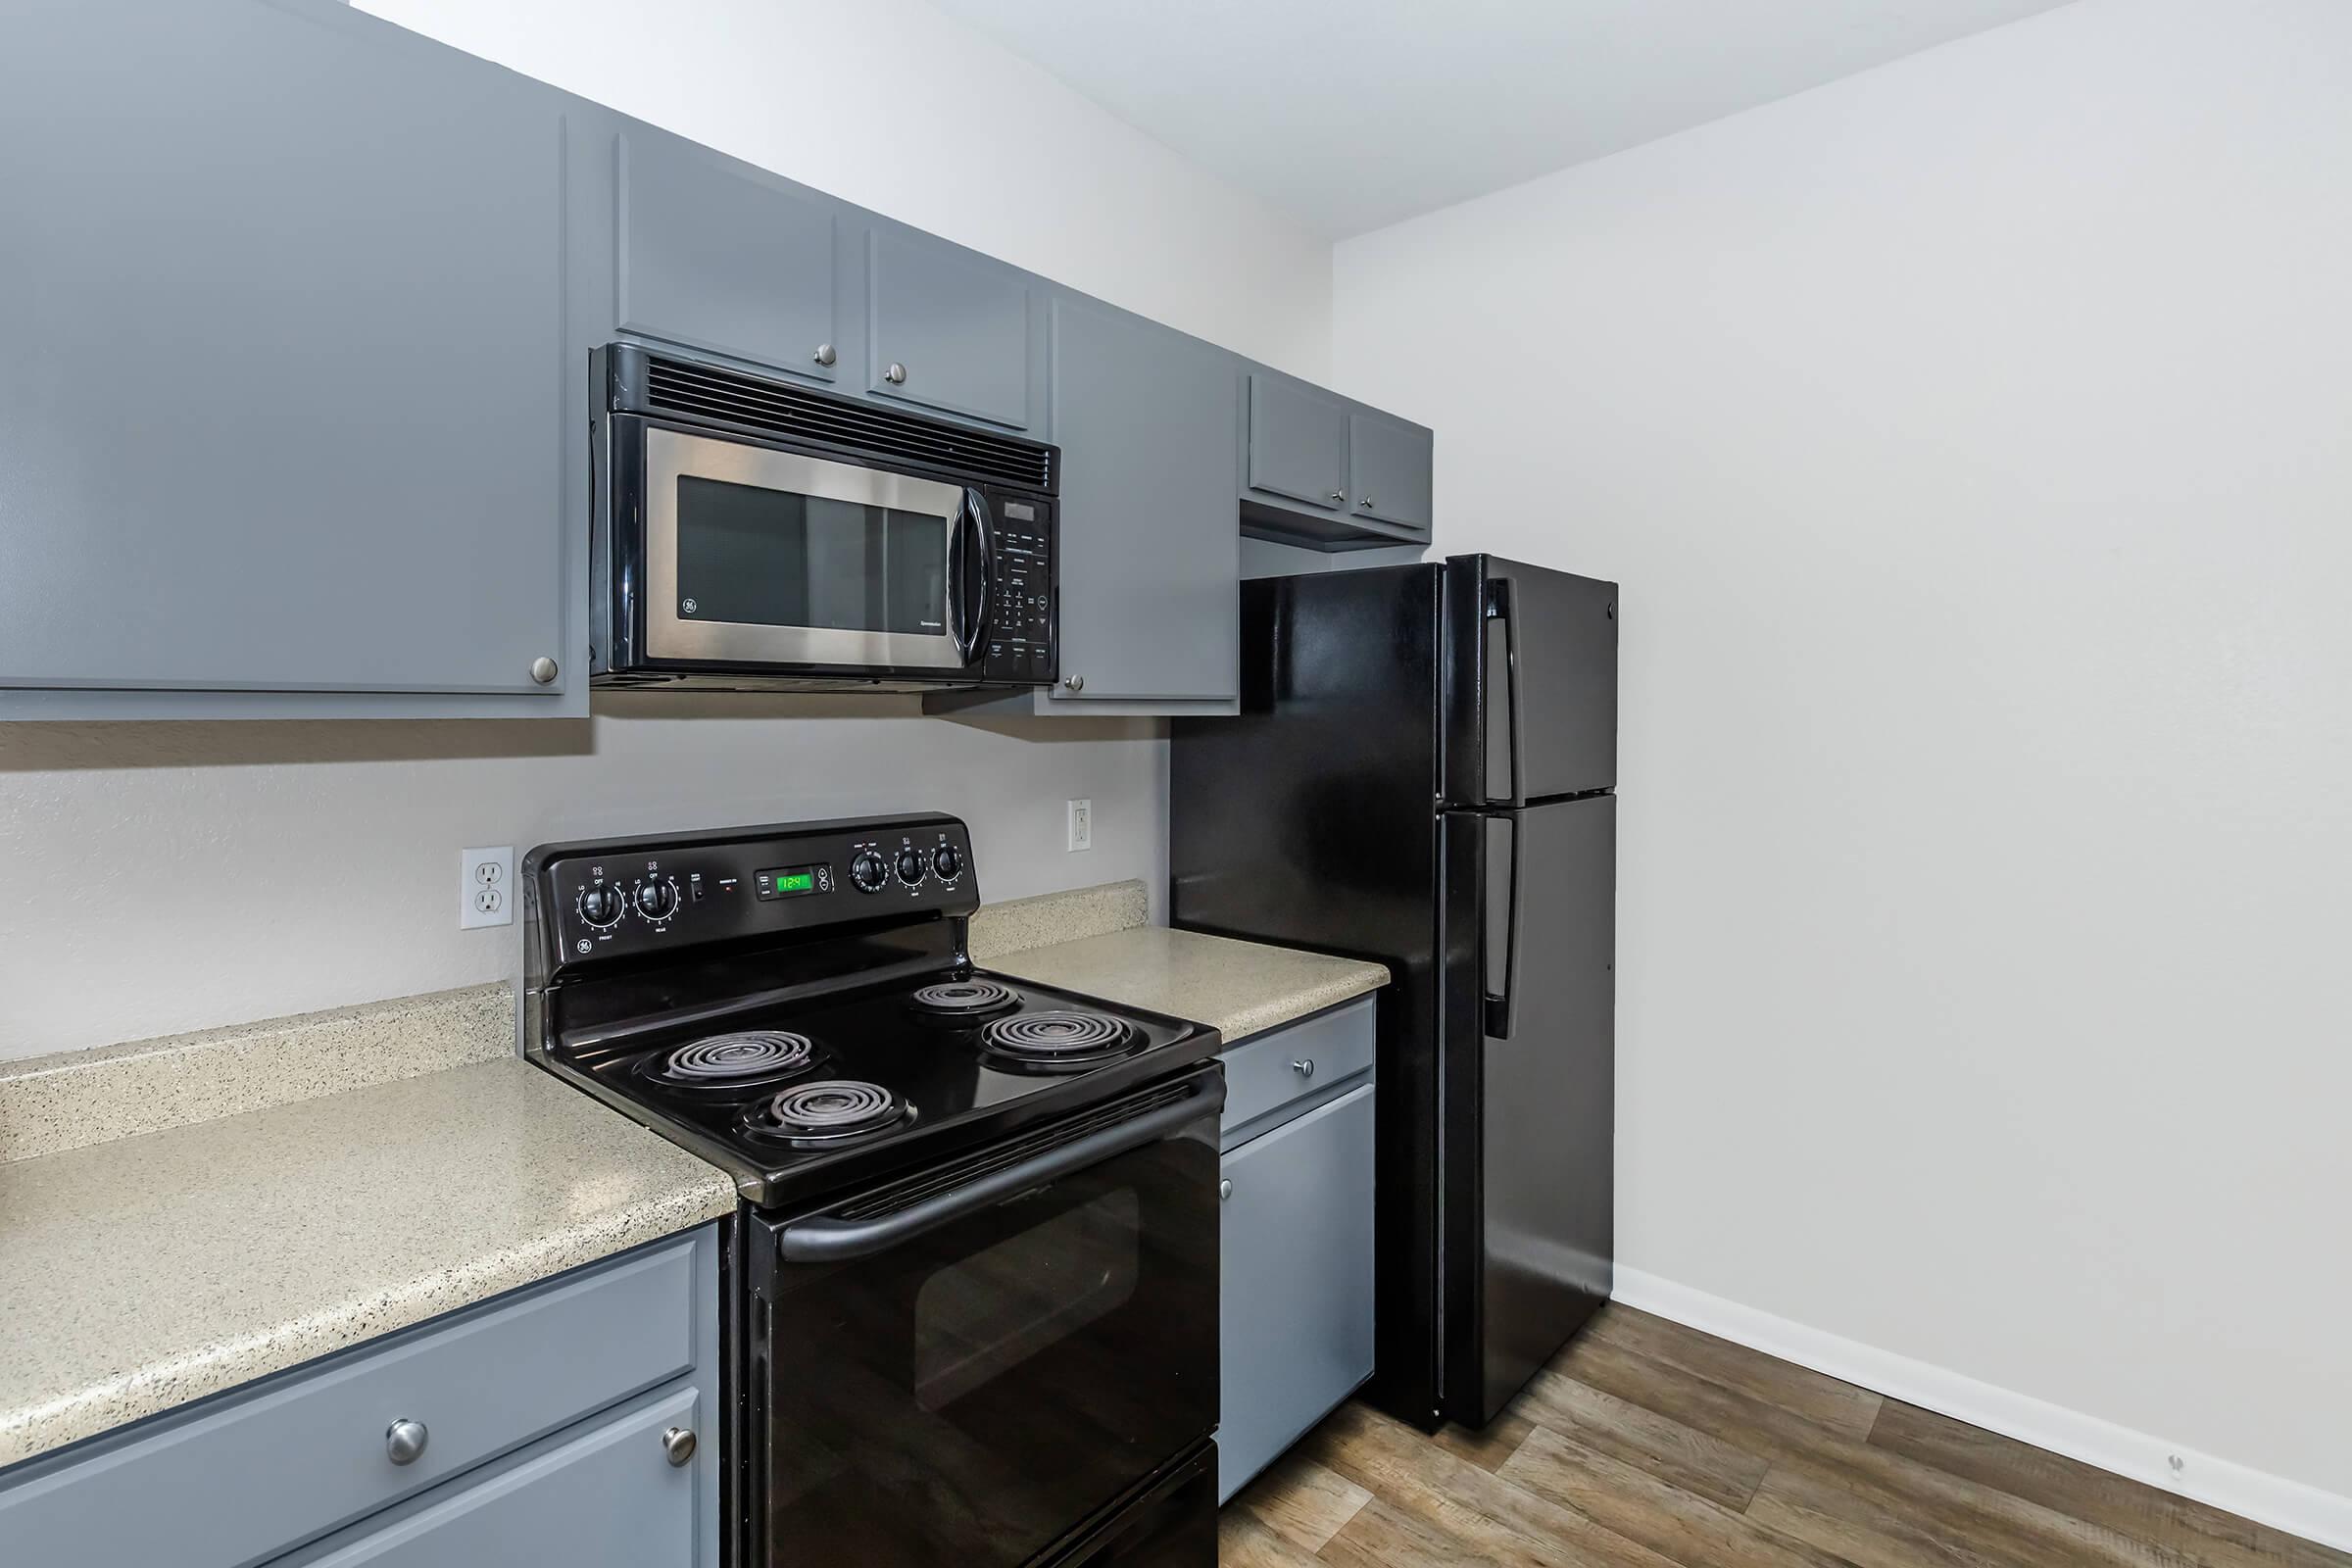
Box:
[527,816,977,969]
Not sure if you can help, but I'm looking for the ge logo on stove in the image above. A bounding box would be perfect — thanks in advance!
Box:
[576,939,593,955]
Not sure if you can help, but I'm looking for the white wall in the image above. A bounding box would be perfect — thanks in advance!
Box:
[1335,0,2352,1516]
[0,0,1335,1061]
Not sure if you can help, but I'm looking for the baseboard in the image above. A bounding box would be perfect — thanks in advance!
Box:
[1610,1266,2352,1554]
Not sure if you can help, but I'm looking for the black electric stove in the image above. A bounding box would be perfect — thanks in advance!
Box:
[522,813,1224,1568]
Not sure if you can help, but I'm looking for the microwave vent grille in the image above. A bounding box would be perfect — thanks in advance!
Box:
[644,355,1053,492]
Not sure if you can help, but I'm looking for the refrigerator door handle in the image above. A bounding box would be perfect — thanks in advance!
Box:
[1485,577,1524,806]
[1482,812,1522,1039]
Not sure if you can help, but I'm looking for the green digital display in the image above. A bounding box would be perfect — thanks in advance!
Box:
[756,863,826,901]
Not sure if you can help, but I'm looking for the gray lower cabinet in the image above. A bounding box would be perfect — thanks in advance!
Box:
[612,125,841,384]
[1217,1000,1378,1502]
[1044,296,1241,707]
[271,1385,701,1567]
[0,0,577,719]
[867,228,1034,429]
[0,1227,722,1568]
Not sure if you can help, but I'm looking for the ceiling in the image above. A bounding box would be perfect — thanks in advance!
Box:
[924,0,2078,237]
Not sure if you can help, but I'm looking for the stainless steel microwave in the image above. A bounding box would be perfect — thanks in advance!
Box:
[592,344,1058,690]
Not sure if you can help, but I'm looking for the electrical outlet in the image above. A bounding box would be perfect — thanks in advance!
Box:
[461,846,515,929]
[1066,799,1093,853]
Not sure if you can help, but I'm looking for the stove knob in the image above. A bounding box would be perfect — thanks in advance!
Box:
[896,847,928,887]
[931,843,963,882]
[851,851,889,893]
[578,885,622,928]
[637,878,677,920]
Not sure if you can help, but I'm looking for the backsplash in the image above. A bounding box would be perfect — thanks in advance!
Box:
[0,700,1164,1061]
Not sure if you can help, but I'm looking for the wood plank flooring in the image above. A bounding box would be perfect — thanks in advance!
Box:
[1220,1303,2349,1568]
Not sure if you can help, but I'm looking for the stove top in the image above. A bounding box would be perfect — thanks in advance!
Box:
[521,813,1222,1209]
[540,965,1216,1207]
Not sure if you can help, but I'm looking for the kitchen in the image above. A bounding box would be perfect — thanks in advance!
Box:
[4,0,2348,1564]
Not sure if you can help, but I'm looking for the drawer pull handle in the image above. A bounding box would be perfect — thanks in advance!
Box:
[1293,1058,1315,1079]
[662,1426,698,1467]
[385,1419,428,1466]
[1219,1179,1233,1201]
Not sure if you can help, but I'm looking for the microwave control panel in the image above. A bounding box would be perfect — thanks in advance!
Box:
[983,494,1055,684]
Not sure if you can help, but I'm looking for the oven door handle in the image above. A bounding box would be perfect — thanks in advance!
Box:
[948,488,994,667]
[776,1078,1223,1264]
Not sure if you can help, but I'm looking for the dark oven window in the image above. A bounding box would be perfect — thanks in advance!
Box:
[755,1127,1216,1568]
[674,475,946,633]
[914,1188,1140,1413]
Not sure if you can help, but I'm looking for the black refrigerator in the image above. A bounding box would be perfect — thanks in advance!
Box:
[1171,556,1616,1432]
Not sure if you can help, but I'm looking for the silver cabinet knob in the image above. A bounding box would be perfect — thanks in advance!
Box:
[1293,1058,1315,1079]
[385,1419,428,1466]
[529,656,559,685]
[662,1426,697,1467]
[885,362,907,385]
[1327,490,1345,504]
[1219,1179,1233,1201]
[1358,498,1375,510]
[812,343,836,367]
[1061,674,1085,693]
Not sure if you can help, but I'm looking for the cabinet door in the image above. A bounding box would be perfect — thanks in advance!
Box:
[615,128,839,380]
[868,230,1031,428]
[1246,373,1349,513]
[0,0,567,704]
[1218,1084,1377,1502]
[1047,297,1239,704]
[284,1387,700,1567]
[1348,413,1434,537]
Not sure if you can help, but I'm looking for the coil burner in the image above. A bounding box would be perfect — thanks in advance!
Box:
[649,1031,822,1091]
[744,1080,915,1147]
[979,1010,1142,1071]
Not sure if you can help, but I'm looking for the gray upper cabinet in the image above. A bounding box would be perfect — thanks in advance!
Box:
[0,0,575,717]
[1348,413,1434,537]
[614,129,839,381]
[1047,297,1241,706]
[867,230,1034,429]
[1246,373,1351,513]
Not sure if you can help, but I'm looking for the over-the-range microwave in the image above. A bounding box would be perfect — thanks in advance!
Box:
[592,343,1058,690]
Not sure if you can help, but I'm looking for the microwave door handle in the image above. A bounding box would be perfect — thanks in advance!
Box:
[776,1078,1224,1264]
[952,488,994,666]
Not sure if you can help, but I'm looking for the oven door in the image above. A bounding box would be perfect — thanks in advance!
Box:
[639,422,987,674]
[747,1070,1222,1568]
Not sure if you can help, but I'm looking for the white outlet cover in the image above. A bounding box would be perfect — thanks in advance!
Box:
[1066,799,1093,853]
[461,846,515,929]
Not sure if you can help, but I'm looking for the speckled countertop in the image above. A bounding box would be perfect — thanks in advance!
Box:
[0,1058,734,1468]
[0,882,1380,1473]
[992,926,1389,1043]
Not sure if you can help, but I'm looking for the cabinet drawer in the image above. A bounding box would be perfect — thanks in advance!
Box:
[1218,997,1375,1147]
[273,1385,701,1567]
[1218,1084,1377,1500]
[0,1237,698,1568]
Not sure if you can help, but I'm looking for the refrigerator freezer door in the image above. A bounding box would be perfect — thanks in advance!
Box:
[1440,794,1615,1427]
[1442,557,1618,806]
